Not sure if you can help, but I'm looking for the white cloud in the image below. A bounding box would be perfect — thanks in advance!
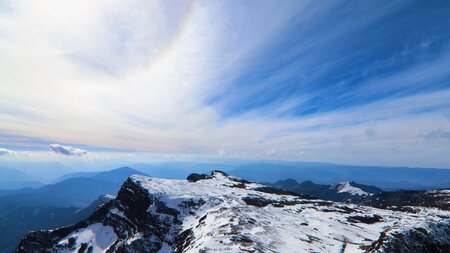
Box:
[218,149,227,156]
[0,147,28,157]
[49,144,88,157]
[0,148,16,156]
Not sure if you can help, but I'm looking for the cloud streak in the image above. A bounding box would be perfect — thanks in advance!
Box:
[49,144,88,157]
[0,147,28,157]
[0,148,17,156]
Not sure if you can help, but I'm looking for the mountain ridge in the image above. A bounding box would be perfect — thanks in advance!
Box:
[271,178,450,210]
[16,171,450,252]
[0,167,148,208]
[229,162,450,190]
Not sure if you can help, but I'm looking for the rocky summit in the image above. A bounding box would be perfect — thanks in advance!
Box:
[16,171,450,253]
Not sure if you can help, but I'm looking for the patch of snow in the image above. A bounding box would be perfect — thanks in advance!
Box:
[109,208,127,219]
[100,193,116,200]
[57,223,117,253]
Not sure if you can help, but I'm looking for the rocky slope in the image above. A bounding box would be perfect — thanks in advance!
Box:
[16,171,450,253]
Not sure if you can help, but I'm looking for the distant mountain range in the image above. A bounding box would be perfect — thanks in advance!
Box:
[270,178,450,210]
[52,166,148,184]
[2,160,450,190]
[126,161,450,190]
[0,167,147,208]
[270,179,383,202]
[0,167,43,190]
[130,162,228,179]
[228,161,450,190]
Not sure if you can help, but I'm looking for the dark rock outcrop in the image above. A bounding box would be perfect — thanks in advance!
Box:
[361,189,450,211]
[187,173,212,182]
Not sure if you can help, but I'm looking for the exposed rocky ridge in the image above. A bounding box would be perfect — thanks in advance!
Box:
[361,189,450,211]
[16,171,450,253]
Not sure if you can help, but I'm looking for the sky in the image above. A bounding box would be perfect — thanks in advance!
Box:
[1,0,450,168]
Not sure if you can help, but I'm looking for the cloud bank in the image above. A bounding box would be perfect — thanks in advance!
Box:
[49,144,88,157]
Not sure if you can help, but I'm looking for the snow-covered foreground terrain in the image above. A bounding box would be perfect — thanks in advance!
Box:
[17,171,450,252]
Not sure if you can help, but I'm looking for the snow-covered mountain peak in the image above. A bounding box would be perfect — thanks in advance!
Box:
[16,171,450,253]
[332,181,371,196]
[132,170,265,197]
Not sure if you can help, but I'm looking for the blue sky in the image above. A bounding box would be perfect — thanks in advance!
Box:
[1,0,450,168]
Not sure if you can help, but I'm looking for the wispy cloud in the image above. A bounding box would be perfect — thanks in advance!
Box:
[425,130,450,141]
[0,1,450,167]
[0,147,27,156]
[49,144,88,157]
[0,148,16,156]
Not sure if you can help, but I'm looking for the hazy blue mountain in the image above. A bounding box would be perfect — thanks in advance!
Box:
[0,167,31,181]
[0,177,117,207]
[52,166,146,183]
[159,161,234,171]
[0,194,112,253]
[0,180,43,190]
[132,163,217,179]
[90,167,147,183]
[269,178,450,211]
[0,167,147,208]
[0,167,43,190]
[229,161,450,190]
[52,171,100,183]
[0,162,77,183]
[0,187,34,197]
